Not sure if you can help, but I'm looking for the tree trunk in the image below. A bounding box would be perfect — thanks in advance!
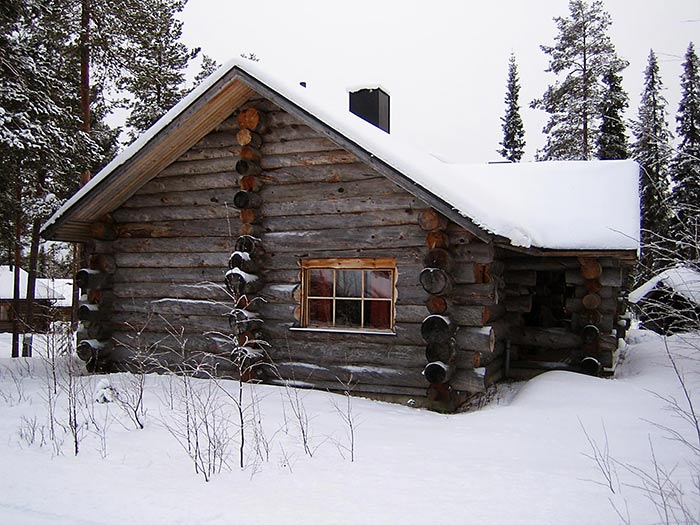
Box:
[11,182,22,358]
[23,216,42,357]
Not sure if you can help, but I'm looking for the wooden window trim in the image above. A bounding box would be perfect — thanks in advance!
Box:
[299,257,397,334]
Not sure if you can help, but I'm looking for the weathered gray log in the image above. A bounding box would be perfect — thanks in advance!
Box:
[452,243,495,264]
[565,296,616,314]
[454,326,496,353]
[423,361,454,384]
[425,338,456,362]
[504,258,583,271]
[260,175,402,204]
[260,193,421,218]
[262,137,339,156]
[137,172,238,195]
[77,269,113,290]
[112,297,231,317]
[508,327,582,349]
[115,252,228,269]
[233,190,262,209]
[254,208,423,233]
[123,188,238,209]
[112,282,229,301]
[266,378,428,398]
[262,225,426,252]
[159,156,239,178]
[449,359,504,392]
[421,315,455,344]
[192,130,238,150]
[259,162,375,185]
[452,282,498,306]
[419,267,453,295]
[396,304,485,325]
[270,361,426,389]
[236,159,262,176]
[565,268,623,287]
[261,150,357,170]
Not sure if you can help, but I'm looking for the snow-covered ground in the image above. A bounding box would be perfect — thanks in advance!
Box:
[0,329,698,524]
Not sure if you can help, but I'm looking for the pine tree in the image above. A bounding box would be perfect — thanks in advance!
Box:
[498,53,526,162]
[632,50,673,276]
[193,54,220,87]
[120,0,199,140]
[670,42,700,263]
[597,68,629,159]
[531,0,627,160]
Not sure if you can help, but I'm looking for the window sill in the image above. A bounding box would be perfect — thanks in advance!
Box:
[289,327,396,336]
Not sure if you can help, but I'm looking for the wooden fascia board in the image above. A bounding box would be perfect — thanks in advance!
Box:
[43,70,255,242]
[232,69,492,243]
[496,240,638,262]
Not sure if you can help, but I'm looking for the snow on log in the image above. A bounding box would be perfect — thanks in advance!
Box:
[76,339,113,362]
[234,235,263,255]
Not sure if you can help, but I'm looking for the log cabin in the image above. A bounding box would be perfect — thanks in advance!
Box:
[41,59,640,408]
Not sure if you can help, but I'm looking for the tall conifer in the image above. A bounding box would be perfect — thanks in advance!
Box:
[532,0,627,160]
[498,54,526,162]
[670,42,700,262]
[597,68,629,160]
[632,50,673,275]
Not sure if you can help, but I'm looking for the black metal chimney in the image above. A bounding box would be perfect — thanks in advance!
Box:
[349,88,390,133]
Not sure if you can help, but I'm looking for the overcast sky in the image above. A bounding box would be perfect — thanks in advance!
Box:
[180,0,699,163]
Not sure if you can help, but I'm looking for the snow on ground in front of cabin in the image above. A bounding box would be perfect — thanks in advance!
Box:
[0,329,698,524]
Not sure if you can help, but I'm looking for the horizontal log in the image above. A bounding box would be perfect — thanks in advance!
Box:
[508,327,582,349]
[113,267,225,285]
[564,268,623,287]
[269,361,427,389]
[261,150,357,169]
[160,157,238,177]
[449,360,503,392]
[454,326,495,353]
[260,176,402,204]
[138,172,238,195]
[112,205,238,224]
[115,252,228,268]
[109,235,235,252]
[239,146,261,161]
[113,297,232,317]
[267,379,428,398]
[112,282,229,301]
[452,243,495,264]
[504,258,583,271]
[259,162,376,185]
[565,296,617,314]
[90,221,117,241]
[425,230,449,250]
[123,188,238,209]
[254,208,422,233]
[261,193,421,218]
[78,303,108,322]
[452,283,498,306]
[262,225,426,252]
[192,130,238,150]
[77,339,114,362]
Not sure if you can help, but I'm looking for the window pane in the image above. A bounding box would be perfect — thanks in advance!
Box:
[308,269,333,297]
[364,300,392,329]
[365,270,393,298]
[335,299,362,327]
[336,270,362,298]
[308,299,332,326]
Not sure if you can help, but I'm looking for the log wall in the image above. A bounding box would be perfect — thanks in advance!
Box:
[90,95,500,398]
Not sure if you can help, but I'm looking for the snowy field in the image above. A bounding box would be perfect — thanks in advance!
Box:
[0,330,698,524]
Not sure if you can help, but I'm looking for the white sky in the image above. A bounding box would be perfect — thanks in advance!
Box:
[179,0,699,163]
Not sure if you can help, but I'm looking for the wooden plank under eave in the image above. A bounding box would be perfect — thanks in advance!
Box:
[72,82,254,222]
[48,221,92,242]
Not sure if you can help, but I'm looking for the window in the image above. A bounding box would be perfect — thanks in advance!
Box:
[300,258,396,333]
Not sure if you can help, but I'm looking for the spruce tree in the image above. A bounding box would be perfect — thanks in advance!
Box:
[120,0,199,140]
[670,42,700,263]
[498,54,526,162]
[531,0,627,160]
[194,54,220,87]
[596,68,629,159]
[632,50,673,276]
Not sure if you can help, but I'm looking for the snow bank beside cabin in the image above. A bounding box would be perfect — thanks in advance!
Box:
[44,57,640,251]
[629,265,700,305]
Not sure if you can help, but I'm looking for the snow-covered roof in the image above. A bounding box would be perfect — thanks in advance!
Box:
[42,58,640,251]
[0,266,65,301]
[629,266,700,305]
